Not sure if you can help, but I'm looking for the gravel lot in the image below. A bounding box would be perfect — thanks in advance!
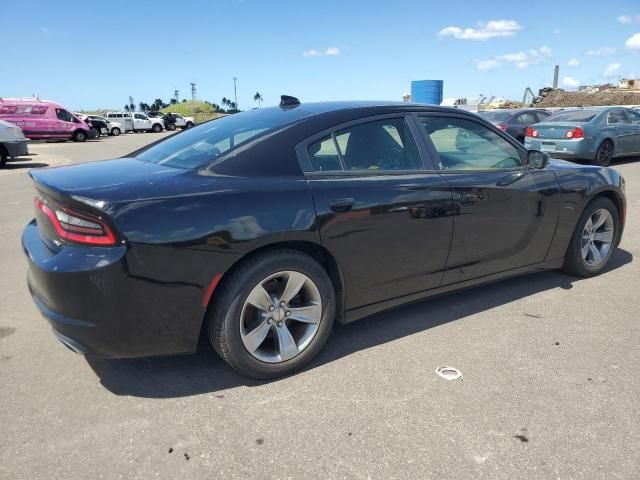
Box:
[1,133,638,479]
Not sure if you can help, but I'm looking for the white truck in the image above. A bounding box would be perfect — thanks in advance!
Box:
[104,112,164,133]
[166,113,195,129]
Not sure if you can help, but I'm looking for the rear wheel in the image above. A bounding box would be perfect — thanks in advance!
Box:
[185,121,194,129]
[72,130,87,142]
[208,249,335,379]
[152,123,162,133]
[562,196,619,277]
[593,140,613,166]
[111,127,121,136]
[168,124,177,131]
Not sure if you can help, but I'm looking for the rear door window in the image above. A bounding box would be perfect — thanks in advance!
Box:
[517,112,537,124]
[306,117,422,172]
[608,110,629,124]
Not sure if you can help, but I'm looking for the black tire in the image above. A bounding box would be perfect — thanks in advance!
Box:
[185,122,194,129]
[207,249,336,379]
[152,123,162,133]
[0,146,7,168]
[93,129,101,138]
[562,196,620,277]
[111,127,121,136]
[593,140,613,166]
[169,124,177,131]
[72,130,87,142]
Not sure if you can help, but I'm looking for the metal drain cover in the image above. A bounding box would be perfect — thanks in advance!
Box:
[436,366,463,380]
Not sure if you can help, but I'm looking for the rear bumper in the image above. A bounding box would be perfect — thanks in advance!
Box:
[525,138,596,160]
[3,140,29,158]
[22,220,207,358]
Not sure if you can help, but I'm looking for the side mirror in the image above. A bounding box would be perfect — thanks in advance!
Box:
[527,149,550,169]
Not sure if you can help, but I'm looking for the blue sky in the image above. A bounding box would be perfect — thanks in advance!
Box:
[1,0,639,110]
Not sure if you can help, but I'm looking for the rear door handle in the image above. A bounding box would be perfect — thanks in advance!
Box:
[328,198,354,213]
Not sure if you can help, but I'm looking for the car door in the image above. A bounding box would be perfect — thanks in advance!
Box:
[133,113,148,130]
[607,109,634,155]
[298,114,454,309]
[415,113,561,285]
[624,109,640,154]
[54,108,79,137]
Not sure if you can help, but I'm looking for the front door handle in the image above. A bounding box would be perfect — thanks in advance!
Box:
[328,198,354,213]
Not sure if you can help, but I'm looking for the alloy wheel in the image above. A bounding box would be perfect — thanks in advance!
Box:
[240,271,322,363]
[597,142,613,166]
[581,208,614,267]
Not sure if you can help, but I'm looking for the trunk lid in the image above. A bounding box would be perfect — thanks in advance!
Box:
[531,122,583,140]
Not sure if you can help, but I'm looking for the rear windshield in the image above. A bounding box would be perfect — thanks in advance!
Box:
[136,107,312,169]
[479,111,512,122]
[546,110,598,122]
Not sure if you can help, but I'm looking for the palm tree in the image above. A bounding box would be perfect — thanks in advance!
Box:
[124,105,130,112]
[253,92,263,108]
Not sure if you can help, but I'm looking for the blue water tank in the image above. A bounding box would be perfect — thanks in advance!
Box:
[411,80,444,105]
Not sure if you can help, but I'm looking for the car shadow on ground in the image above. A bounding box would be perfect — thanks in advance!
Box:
[88,248,633,398]
[3,158,49,169]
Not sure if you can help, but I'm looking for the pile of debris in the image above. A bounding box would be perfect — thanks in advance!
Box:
[536,85,640,108]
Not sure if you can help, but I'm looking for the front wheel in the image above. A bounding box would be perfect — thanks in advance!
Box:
[111,127,121,136]
[208,250,335,379]
[152,123,162,133]
[593,140,613,166]
[185,122,194,129]
[72,130,87,142]
[562,196,619,277]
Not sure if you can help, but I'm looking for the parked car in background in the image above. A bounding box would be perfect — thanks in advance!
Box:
[23,99,626,379]
[525,107,640,166]
[0,98,96,142]
[148,112,177,131]
[0,119,28,168]
[105,111,164,133]
[75,113,109,138]
[479,109,551,143]
[87,115,123,136]
[165,112,195,129]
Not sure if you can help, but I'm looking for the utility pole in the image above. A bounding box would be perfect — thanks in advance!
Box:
[233,77,238,110]
[174,89,180,102]
[190,82,196,101]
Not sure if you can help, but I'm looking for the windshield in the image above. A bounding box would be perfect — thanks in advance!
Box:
[136,107,313,169]
[546,110,598,122]
[479,111,512,122]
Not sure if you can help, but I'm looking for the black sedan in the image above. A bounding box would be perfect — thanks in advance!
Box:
[23,98,626,379]
[478,108,551,143]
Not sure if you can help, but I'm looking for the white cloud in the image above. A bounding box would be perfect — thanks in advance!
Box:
[618,14,640,24]
[626,33,640,50]
[604,63,622,77]
[476,46,551,70]
[567,58,580,67]
[303,47,341,57]
[586,47,616,56]
[475,59,500,71]
[438,19,522,41]
[562,76,581,88]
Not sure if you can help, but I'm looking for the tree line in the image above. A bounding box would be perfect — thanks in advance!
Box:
[123,92,264,113]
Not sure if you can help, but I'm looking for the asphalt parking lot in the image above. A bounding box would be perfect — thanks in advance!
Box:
[1,134,639,479]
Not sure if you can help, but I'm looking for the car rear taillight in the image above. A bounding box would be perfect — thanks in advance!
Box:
[496,124,508,132]
[565,127,584,139]
[34,196,116,246]
[525,127,538,138]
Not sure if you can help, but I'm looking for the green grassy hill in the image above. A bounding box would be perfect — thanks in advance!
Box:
[161,101,223,123]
